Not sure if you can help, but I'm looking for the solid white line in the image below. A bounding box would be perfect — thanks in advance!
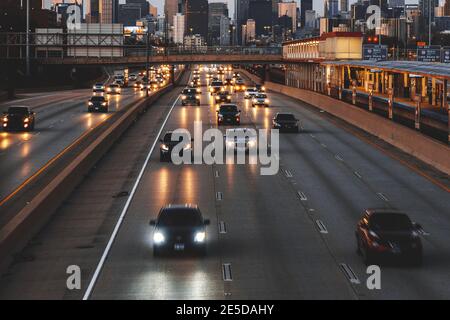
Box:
[82,93,181,300]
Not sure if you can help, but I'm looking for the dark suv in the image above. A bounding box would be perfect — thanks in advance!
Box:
[150,204,210,256]
[88,96,109,113]
[355,209,423,265]
[217,104,241,125]
[2,106,35,132]
[181,88,200,106]
[272,113,299,132]
[215,91,232,104]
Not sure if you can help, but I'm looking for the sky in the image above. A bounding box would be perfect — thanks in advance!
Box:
[43,0,420,20]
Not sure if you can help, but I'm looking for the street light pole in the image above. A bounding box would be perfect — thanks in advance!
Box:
[428,0,432,45]
[379,0,382,46]
[26,0,30,77]
[146,27,150,98]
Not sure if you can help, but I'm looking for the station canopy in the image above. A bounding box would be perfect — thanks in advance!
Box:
[322,60,450,81]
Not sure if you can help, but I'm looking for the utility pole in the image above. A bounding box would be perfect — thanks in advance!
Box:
[146,27,150,98]
[26,0,30,77]
[429,0,432,45]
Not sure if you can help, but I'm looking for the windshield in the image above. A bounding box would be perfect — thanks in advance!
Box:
[370,213,412,231]
[8,107,29,114]
[212,81,223,86]
[183,89,196,94]
[256,94,267,98]
[276,114,295,120]
[159,209,202,227]
[90,97,105,102]
[220,105,238,112]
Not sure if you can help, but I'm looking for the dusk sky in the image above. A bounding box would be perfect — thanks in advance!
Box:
[43,0,421,19]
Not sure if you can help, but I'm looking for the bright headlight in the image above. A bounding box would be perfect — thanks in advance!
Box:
[102,102,107,106]
[184,143,192,150]
[153,232,165,244]
[3,116,8,122]
[182,95,187,100]
[196,95,200,99]
[24,117,30,123]
[253,99,257,103]
[265,99,270,103]
[161,144,169,151]
[248,140,256,147]
[194,232,206,243]
[227,96,231,99]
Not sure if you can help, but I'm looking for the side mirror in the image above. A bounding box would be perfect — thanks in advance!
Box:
[413,222,423,230]
[204,219,210,226]
[149,220,156,226]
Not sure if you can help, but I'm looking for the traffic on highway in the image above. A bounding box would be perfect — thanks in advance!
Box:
[0,64,449,304]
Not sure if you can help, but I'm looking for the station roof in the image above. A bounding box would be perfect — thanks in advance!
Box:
[322,60,450,81]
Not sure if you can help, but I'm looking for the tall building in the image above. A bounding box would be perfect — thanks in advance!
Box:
[419,0,439,39]
[219,15,231,45]
[340,0,348,12]
[235,0,250,43]
[87,0,99,23]
[118,3,142,26]
[173,13,185,44]
[278,1,297,32]
[444,0,450,16]
[99,0,119,23]
[165,0,178,26]
[300,0,312,28]
[185,0,208,40]
[126,0,149,18]
[248,0,273,36]
[324,0,339,18]
[305,9,316,29]
[209,2,229,44]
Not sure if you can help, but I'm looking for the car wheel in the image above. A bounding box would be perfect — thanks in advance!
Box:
[160,151,166,162]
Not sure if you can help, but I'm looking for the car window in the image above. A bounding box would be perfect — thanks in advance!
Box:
[256,94,267,98]
[159,209,202,227]
[370,213,412,231]
[220,105,238,112]
[211,81,223,86]
[276,114,295,121]
[8,107,29,114]
[91,96,105,101]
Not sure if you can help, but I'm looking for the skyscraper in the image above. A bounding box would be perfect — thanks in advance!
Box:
[248,0,272,36]
[209,2,229,45]
[340,0,348,12]
[185,0,208,40]
[419,0,439,38]
[300,0,312,28]
[278,1,297,32]
[324,0,339,18]
[165,0,178,26]
[99,0,119,23]
[445,0,450,16]
[173,13,185,44]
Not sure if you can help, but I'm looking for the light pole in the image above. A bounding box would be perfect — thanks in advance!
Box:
[428,0,432,45]
[146,27,150,98]
[379,0,382,46]
[26,0,30,77]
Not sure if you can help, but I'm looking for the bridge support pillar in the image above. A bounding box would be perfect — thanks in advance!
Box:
[263,64,270,84]
[388,87,394,120]
[352,80,357,105]
[368,83,374,112]
[444,80,449,144]
[171,65,175,85]
[415,94,421,130]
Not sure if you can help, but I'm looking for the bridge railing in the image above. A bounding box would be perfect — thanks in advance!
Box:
[0,32,282,60]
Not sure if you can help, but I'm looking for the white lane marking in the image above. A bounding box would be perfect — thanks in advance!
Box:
[377,192,389,202]
[222,263,233,281]
[297,191,308,201]
[335,154,344,162]
[82,94,181,300]
[219,221,227,234]
[339,263,360,284]
[216,191,223,201]
[284,169,293,178]
[309,134,316,138]
[215,170,220,178]
[354,171,362,179]
[316,220,328,234]
[320,143,327,148]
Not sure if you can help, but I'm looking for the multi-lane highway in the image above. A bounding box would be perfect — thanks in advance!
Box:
[0,68,449,300]
[0,83,148,203]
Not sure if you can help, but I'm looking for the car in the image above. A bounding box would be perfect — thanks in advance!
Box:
[114,79,125,87]
[217,104,241,125]
[252,93,270,107]
[355,209,423,266]
[225,128,257,153]
[272,113,299,132]
[128,74,137,81]
[181,92,201,106]
[92,83,105,92]
[88,96,109,113]
[244,87,258,99]
[209,80,224,95]
[159,131,192,162]
[224,78,233,86]
[2,106,35,132]
[232,72,240,79]
[133,80,143,89]
[106,84,121,94]
[234,79,246,92]
[255,84,266,92]
[215,91,232,104]
[150,204,210,256]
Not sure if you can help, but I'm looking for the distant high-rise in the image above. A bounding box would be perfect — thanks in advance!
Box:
[324,0,339,18]
[209,2,229,44]
[99,0,119,24]
[340,0,348,12]
[185,0,208,40]
[248,0,272,36]
[278,1,297,32]
[419,0,439,38]
[173,13,185,44]
[165,0,178,26]
[445,0,450,16]
[300,0,312,27]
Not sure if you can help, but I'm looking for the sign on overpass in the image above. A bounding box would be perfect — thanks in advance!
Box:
[442,47,450,63]
[417,46,441,62]
[363,45,388,61]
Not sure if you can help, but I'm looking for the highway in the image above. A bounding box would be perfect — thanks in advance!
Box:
[0,70,449,300]
[0,84,147,204]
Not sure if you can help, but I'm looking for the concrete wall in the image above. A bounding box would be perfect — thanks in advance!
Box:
[265,81,450,175]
